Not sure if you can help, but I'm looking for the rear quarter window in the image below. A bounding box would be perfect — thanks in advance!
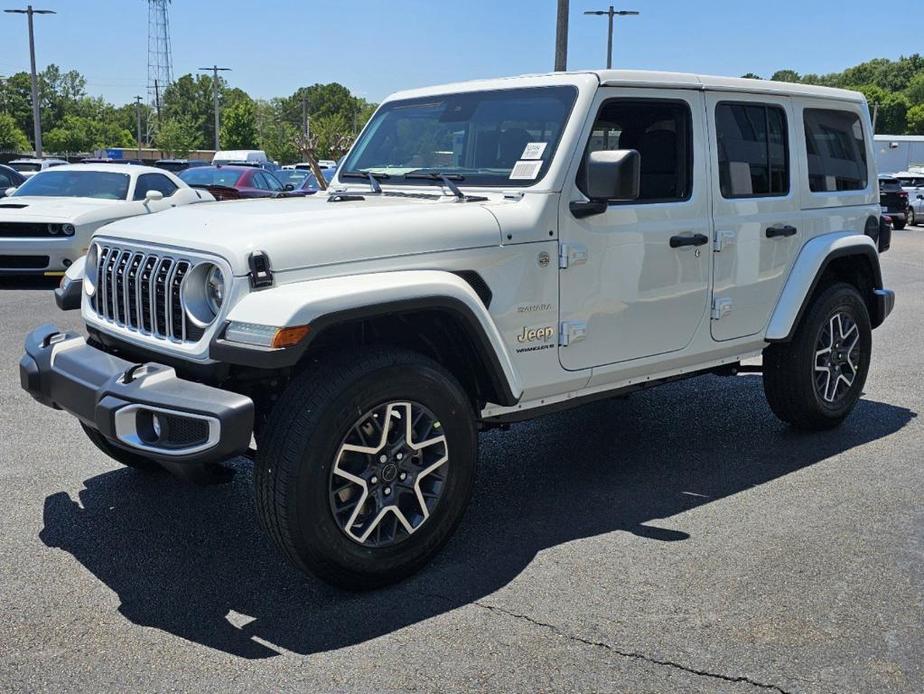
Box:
[803,108,868,192]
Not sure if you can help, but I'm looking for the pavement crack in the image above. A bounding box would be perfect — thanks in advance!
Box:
[442,594,793,694]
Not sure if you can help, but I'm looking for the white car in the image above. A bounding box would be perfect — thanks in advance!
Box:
[7,157,69,179]
[890,170,924,226]
[22,71,894,588]
[1,163,213,276]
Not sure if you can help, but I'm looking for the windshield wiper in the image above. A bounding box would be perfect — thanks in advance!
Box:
[339,170,389,193]
[404,171,481,201]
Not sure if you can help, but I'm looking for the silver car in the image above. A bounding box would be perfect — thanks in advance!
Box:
[892,170,924,226]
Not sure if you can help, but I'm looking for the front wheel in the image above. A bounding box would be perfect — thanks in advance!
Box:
[255,347,477,589]
[763,283,872,430]
[893,218,906,230]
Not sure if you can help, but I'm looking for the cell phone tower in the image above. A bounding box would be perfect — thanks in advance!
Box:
[146,0,174,136]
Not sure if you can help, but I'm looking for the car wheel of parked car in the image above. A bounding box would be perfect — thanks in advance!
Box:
[255,347,477,589]
[893,218,906,230]
[80,422,163,472]
[908,207,916,226]
[762,283,871,431]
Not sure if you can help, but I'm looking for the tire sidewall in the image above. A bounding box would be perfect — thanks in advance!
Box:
[290,361,476,581]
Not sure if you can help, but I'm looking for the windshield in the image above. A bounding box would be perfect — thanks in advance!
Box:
[274,169,310,186]
[10,162,41,173]
[12,170,130,199]
[179,167,245,187]
[340,86,577,187]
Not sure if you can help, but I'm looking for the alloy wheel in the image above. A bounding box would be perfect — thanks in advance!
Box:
[329,401,449,547]
[813,311,861,404]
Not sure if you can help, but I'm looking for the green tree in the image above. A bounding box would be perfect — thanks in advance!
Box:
[163,73,219,147]
[771,69,801,83]
[907,104,924,135]
[740,72,762,80]
[311,113,351,159]
[904,72,924,106]
[220,98,258,149]
[155,116,202,157]
[857,85,909,133]
[255,99,299,163]
[43,115,134,155]
[0,112,30,152]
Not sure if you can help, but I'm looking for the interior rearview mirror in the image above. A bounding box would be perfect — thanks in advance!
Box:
[144,189,164,202]
[571,149,640,218]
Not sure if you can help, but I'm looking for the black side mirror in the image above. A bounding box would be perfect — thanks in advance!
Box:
[284,183,294,191]
[917,194,923,200]
[571,149,641,218]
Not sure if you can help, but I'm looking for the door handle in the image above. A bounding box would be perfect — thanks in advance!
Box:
[669,233,709,248]
[766,225,798,238]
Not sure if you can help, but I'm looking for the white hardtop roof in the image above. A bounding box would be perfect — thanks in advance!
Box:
[48,163,169,175]
[874,134,924,142]
[387,69,865,103]
[9,157,68,163]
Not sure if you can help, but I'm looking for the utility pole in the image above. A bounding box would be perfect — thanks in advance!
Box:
[554,0,569,71]
[584,6,638,69]
[134,95,143,162]
[198,64,231,151]
[4,5,55,157]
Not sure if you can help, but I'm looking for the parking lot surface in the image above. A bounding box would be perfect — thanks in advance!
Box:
[1,231,922,693]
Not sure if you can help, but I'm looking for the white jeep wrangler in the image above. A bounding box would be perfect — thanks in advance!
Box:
[21,71,894,589]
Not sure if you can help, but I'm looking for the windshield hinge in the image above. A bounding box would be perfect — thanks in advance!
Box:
[559,242,588,269]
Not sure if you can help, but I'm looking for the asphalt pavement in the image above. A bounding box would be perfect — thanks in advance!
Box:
[1,231,922,693]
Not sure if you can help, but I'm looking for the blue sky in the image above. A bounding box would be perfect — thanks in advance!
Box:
[0,1,908,106]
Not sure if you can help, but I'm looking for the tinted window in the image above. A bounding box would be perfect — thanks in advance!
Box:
[250,172,269,190]
[804,109,868,192]
[179,167,244,187]
[0,172,11,188]
[579,99,692,202]
[10,162,41,172]
[879,177,902,192]
[12,170,130,199]
[133,173,178,200]
[716,103,789,198]
[263,172,284,191]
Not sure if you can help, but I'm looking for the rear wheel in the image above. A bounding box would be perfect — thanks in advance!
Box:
[894,218,906,230]
[763,283,871,430]
[80,423,162,472]
[908,207,917,227]
[255,347,477,589]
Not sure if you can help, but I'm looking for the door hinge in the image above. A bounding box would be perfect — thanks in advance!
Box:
[559,242,588,269]
[711,297,733,321]
[713,229,736,252]
[559,321,588,346]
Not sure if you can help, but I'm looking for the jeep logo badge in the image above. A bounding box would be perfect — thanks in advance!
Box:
[517,325,555,343]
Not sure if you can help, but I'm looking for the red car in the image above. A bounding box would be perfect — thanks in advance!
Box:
[178,165,290,200]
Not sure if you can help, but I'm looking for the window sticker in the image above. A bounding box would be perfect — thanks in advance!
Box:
[520,142,548,160]
[510,160,543,180]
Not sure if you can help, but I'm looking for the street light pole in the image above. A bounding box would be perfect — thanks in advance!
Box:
[583,6,638,69]
[554,0,569,72]
[134,95,143,162]
[198,64,231,151]
[4,5,55,157]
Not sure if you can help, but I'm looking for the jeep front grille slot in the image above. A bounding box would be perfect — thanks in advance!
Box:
[92,245,205,344]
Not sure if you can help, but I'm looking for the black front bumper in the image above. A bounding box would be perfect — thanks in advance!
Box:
[20,324,254,464]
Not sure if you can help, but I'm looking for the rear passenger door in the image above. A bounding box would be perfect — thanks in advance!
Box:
[706,93,802,341]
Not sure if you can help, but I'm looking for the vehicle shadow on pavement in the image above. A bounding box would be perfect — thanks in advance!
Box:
[39,375,916,659]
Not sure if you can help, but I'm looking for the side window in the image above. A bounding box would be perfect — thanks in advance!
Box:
[133,173,178,200]
[803,108,868,192]
[0,172,11,188]
[579,99,692,202]
[715,103,789,198]
[251,172,269,190]
[263,172,283,191]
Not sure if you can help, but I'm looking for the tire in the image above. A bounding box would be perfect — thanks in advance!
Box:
[908,207,916,227]
[255,347,477,590]
[80,422,162,472]
[893,219,906,230]
[763,282,872,430]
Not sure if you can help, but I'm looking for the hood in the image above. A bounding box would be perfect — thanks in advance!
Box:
[95,193,505,274]
[0,196,123,222]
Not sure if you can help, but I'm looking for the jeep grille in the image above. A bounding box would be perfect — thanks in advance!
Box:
[91,245,204,343]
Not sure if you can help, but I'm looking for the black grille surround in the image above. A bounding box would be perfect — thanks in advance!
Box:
[0,222,62,238]
[90,244,214,344]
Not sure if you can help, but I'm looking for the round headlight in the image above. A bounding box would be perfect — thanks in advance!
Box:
[205,266,224,315]
[47,223,61,235]
[84,244,99,296]
[62,223,76,237]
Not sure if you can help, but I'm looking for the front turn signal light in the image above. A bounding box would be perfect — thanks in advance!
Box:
[271,325,310,348]
[225,321,310,349]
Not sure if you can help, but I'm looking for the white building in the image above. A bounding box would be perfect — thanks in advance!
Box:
[874,135,924,174]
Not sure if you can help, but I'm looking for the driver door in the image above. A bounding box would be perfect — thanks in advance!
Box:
[558,89,712,371]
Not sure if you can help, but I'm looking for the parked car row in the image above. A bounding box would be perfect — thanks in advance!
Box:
[879,169,924,228]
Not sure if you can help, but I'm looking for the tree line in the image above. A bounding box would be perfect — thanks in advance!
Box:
[743,54,924,134]
[0,65,377,162]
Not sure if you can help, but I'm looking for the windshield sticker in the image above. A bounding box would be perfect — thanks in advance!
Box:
[520,142,548,160]
[510,160,543,180]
